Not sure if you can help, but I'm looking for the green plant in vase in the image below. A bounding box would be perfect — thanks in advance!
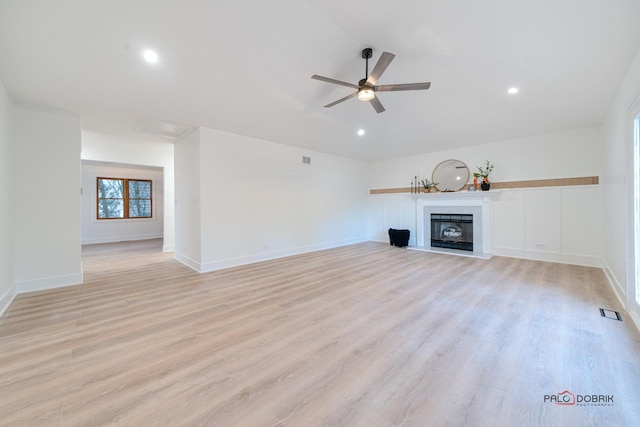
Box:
[421,179,439,193]
[476,161,494,191]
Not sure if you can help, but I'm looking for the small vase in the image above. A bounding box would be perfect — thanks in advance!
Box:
[473,177,478,190]
[481,180,490,191]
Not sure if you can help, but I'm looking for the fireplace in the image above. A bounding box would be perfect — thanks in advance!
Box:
[414,193,496,257]
[431,213,473,251]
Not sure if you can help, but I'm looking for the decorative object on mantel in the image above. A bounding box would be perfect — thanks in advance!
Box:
[421,179,439,193]
[472,172,480,190]
[432,159,470,192]
[411,175,421,194]
[476,160,494,191]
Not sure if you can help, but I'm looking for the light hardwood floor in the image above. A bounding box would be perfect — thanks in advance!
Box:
[1,240,640,426]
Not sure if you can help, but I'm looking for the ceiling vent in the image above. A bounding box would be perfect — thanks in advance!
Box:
[134,118,195,140]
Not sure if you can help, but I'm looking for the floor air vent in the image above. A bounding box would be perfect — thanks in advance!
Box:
[599,308,622,321]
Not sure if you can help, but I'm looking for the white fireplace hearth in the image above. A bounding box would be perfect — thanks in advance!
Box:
[410,191,499,258]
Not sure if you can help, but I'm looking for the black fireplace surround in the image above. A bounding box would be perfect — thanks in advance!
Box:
[431,213,473,251]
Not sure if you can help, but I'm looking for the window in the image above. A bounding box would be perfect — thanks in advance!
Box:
[97,177,152,219]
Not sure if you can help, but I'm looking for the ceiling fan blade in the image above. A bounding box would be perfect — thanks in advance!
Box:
[374,82,431,92]
[324,92,358,108]
[311,75,359,89]
[369,96,385,113]
[365,52,395,86]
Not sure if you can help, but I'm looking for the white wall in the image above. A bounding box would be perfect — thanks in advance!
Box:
[174,127,370,272]
[81,162,164,244]
[369,126,602,189]
[173,128,202,270]
[369,127,604,266]
[81,131,175,251]
[12,105,82,293]
[0,79,15,315]
[602,45,640,328]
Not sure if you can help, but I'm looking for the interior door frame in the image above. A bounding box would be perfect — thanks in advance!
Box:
[626,94,640,327]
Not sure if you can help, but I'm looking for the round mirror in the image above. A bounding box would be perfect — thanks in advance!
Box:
[432,159,470,192]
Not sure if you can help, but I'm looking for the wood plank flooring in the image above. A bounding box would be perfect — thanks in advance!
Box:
[1,240,640,426]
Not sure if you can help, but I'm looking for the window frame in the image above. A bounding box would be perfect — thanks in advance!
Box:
[96,177,153,220]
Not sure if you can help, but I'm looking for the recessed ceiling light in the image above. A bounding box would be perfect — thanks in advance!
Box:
[357,129,365,136]
[143,49,158,64]
[507,87,519,94]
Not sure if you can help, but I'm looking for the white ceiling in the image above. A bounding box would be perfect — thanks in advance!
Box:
[1,0,639,161]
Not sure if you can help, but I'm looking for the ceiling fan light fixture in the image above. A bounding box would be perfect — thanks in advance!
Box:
[143,49,158,64]
[358,87,375,101]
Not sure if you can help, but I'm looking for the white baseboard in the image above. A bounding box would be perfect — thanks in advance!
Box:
[82,233,163,245]
[492,247,603,268]
[601,260,640,333]
[16,272,83,294]
[173,252,202,273]
[0,284,17,317]
[370,233,419,247]
[374,238,604,268]
[196,237,368,274]
[628,310,640,334]
[162,244,175,253]
[602,261,626,306]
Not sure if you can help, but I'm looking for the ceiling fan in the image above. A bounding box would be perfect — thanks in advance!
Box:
[311,48,431,113]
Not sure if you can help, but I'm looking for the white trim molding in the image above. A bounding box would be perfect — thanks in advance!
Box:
[603,260,640,333]
[493,248,604,268]
[82,233,163,245]
[173,252,201,273]
[16,272,83,294]
[0,284,17,317]
[175,237,368,274]
[199,237,368,273]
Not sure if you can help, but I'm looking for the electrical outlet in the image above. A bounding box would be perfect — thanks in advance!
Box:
[535,243,546,249]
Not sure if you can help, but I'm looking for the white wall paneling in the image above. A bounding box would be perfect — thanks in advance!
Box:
[399,197,417,247]
[369,194,417,246]
[492,190,526,251]
[494,186,602,266]
[561,186,603,257]
[371,186,603,267]
[523,189,563,253]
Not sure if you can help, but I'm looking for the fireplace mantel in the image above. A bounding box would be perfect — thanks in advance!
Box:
[410,190,501,200]
[412,191,500,258]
